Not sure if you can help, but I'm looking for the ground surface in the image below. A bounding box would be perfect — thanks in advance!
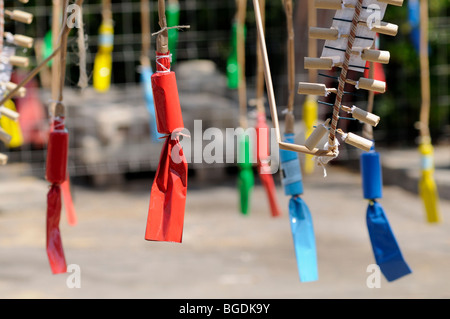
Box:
[0,160,449,299]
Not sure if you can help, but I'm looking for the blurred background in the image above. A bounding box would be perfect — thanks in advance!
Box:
[0,0,448,182]
[0,0,449,299]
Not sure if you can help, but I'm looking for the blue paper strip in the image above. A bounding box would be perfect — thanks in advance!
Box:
[140,65,164,142]
[289,196,318,282]
[366,201,412,282]
[280,133,303,196]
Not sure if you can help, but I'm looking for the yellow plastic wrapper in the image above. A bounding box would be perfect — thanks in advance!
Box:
[93,22,114,92]
[303,96,318,174]
[418,141,441,223]
[0,100,23,148]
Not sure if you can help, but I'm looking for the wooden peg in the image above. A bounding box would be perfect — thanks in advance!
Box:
[0,127,12,144]
[298,82,336,96]
[350,106,380,127]
[363,21,398,36]
[346,77,386,93]
[378,0,404,6]
[0,153,8,165]
[9,56,29,67]
[13,34,34,48]
[6,82,27,98]
[360,48,390,64]
[304,57,335,70]
[314,0,342,10]
[5,10,34,24]
[0,105,20,121]
[356,77,386,93]
[338,130,373,152]
[309,27,339,40]
[305,119,331,150]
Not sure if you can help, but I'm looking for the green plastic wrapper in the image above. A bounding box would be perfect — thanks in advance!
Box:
[238,135,254,215]
[167,2,180,64]
[43,30,53,67]
[227,22,246,90]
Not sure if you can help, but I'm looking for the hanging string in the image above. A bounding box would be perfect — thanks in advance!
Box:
[76,4,88,89]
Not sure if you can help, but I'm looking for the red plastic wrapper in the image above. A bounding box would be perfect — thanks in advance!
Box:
[146,51,188,243]
[61,176,77,226]
[145,136,188,242]
[152,51,184,135]
[256,113,281,217]
[45,117,69,274]
[46,185,67,274]
[45,121,68,185]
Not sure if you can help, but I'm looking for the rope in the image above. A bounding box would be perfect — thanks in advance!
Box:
[328,0,364,149]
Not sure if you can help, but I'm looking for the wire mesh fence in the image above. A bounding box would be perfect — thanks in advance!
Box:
[0,0,448,182]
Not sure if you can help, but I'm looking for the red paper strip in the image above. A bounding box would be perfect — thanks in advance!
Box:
[46,185,67,274]
[145,137,188,242]
[61,176,77,226]
[256,113,282,217]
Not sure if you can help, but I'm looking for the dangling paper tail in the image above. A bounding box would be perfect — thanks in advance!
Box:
[361,149,412,281]
[238,135,254,215]
[366,201,412,281]
[140,65,163,142]
[280,133,318,282]
[145,137,187,242]
[145,51,187,243]
[256,113,281,217]
[418,142,441,223]
[45,115,69,274]
[289,196,318,282]
[61,175,77,226]
[46,185,67,274]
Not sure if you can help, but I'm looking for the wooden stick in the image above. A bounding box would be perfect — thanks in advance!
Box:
[419,0,431,141]
[140,0,151,67]
[237,0,248,129]
[51,0,62,113]
[283,0,295,133]
[255,0,265,114]
[101,0,112,22]
[253,0,334,156]
[157,0,169,54]
[0,0,4,53]
[307,0,317,84]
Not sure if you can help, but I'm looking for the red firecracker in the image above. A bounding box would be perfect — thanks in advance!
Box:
[45,113,68,274]
[145,51,188,243]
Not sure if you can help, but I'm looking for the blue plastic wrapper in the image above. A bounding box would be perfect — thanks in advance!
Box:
[361,150,383,200]
[289,196,318,282]
[366,201,412,282]
[141,65,164,142]
[408,0,420,53]
[280,133,303,196]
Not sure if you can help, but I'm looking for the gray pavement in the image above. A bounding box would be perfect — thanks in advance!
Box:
[0,152,449,299]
